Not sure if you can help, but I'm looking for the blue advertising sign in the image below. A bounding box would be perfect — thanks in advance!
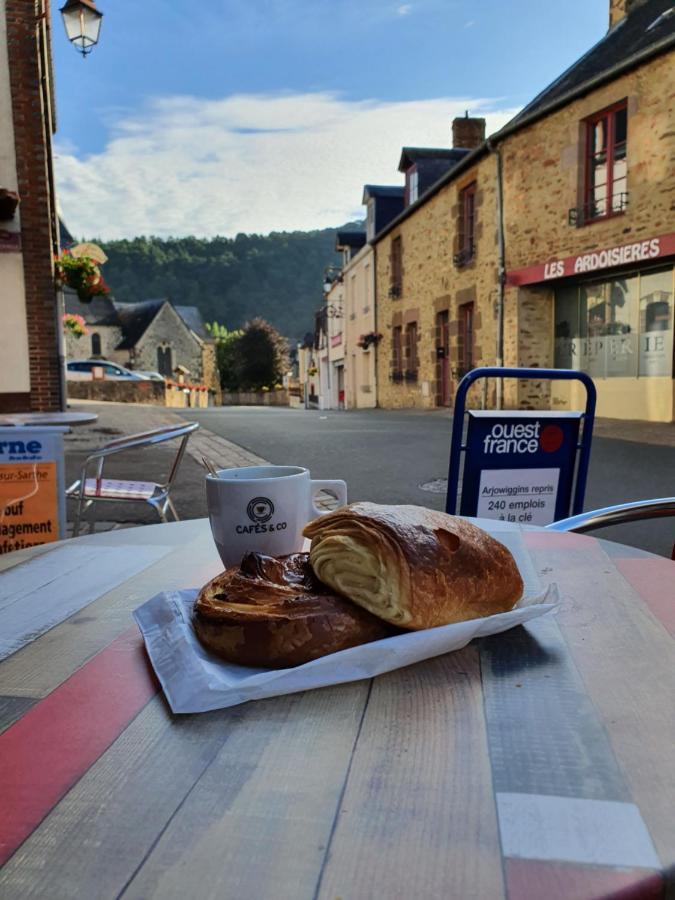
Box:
[459,411,582,525]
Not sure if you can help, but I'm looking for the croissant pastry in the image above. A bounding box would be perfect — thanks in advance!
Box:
[193,551,394,668]
[303,503,523,629]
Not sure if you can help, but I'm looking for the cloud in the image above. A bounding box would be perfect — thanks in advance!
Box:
[55,92,520,240]
[396,4,413,15]
[464,19,475,27]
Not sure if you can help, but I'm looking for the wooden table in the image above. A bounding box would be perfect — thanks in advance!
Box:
[0,519,673,899]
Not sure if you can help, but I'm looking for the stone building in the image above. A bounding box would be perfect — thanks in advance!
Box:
[0,0,62,412]
[375,115,490,409]
[337,230,378,409]
[64,294,219,392]
[374,0,675,421]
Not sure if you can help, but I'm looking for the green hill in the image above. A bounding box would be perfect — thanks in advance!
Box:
[94,226,360,342]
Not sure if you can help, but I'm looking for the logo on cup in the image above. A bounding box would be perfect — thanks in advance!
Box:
[247,497,275,523]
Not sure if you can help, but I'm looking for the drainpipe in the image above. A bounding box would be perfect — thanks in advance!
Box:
[487,137,505,409]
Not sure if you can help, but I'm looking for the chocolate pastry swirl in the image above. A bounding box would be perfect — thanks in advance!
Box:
[193,551,394,668]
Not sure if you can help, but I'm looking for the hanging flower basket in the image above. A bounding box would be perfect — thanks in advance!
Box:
[62,313,89,339]
[54,249,110,302]
[307,366,318,376]
[357,331,382,350]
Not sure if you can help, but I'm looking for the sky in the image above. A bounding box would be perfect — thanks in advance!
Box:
[52,0,608,240]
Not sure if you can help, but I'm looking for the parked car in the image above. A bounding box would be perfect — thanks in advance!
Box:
[134,370,166,382]
[66,360,151,381]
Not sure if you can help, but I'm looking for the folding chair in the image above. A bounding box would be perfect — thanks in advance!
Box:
[66,422,199,536]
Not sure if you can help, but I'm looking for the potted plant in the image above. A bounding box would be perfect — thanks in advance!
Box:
[356,331,383,350]
[54,246,110,302]
[62,313,89,338]
[0,188,19,220]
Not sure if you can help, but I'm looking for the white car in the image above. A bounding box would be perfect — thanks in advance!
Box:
[66,360,152,381]
[134,370,166,382]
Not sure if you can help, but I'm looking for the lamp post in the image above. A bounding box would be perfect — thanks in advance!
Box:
[60,0,103,57]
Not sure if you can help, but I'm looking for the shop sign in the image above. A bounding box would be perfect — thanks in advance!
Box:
[460,412,581,525]
[506,231,675,287]
[0,427,67,554]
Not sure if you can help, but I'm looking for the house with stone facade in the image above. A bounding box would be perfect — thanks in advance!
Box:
[373,0,675,421]
[64,295,219,393]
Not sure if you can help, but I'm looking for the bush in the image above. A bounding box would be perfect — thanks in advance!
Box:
[208,318,289,392]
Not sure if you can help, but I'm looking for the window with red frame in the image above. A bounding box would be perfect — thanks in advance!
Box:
[390,236,403,296]
[457,182,476,263]
[458,303,474,375]
[392,325,403,378]
[585,102,627,221]
[405,321,418,378]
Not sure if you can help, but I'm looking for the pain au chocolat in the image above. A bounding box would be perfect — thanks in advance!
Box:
[303,503,523,629]
[193,551,393,668]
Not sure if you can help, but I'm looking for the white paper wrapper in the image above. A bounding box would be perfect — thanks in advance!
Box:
[134,584,559,714]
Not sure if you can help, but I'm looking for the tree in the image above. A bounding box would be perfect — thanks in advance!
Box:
[233,318,289,391]
[206,322,243,391]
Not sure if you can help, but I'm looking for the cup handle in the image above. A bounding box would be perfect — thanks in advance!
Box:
[309,479,347,517]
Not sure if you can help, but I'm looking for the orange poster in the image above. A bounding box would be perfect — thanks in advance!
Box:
[0,461,59,554]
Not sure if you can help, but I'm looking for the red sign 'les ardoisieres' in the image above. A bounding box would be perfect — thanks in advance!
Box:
[506,232,675,287]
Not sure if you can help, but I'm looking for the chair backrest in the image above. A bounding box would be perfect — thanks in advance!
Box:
[88,422,199,489]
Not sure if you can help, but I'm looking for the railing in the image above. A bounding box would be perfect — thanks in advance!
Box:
[388,283,402,299]
[568,192,629,226]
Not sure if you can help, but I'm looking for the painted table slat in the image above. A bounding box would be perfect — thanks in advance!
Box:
[0,518,673,900]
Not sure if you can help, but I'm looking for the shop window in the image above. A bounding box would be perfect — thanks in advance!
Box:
[456,183,476,266]
[392,326,403,380]
[405,321,418,381]
[639,269,674,376]
[458,302,474,375]
[555,273,649,378]
[584,102,628,221]
[390,236,403,298]
[91,332,101,356]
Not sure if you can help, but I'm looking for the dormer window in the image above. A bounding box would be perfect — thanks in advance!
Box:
[407,168,419,205]
[366,199,375,241]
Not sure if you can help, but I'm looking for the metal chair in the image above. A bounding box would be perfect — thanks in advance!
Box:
[66,422,199,536]
[547,498,675,559]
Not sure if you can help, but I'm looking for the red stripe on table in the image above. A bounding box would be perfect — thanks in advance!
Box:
[0,628,158,865]
[615,557,675,638]
[505,859,664,900]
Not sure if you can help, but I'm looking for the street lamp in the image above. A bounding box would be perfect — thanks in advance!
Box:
[60,0,103,58]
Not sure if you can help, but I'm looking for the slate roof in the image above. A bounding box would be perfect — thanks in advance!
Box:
[175,305,210,340]
[114,299,166,350]
[507,0,675,127]
[362,185,405,201]
[58,217,76,249]
[64,291,120,326]
[335,231,367,251]
[398,147,470,170]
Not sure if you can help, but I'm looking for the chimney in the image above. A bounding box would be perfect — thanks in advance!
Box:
[609,0,649,28]
[452,113,486,150]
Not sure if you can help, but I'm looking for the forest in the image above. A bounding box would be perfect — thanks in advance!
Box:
[94,225,359,342]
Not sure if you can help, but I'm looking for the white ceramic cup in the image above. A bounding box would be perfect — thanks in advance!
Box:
[206,465,348,568]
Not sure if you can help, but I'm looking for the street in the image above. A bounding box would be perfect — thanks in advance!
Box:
[177,406,675,558]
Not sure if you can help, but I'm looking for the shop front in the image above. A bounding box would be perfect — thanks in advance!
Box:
[507,233,675,422]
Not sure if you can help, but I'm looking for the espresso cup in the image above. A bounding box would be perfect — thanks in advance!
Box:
[206,465,347,568]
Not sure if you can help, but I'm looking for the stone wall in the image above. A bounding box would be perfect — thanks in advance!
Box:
[220,390,289,406]
[65,324,124,364]
[375,152,499,410]
[67,379,167,405]
[67,379,210,408]
[128,303,204,380]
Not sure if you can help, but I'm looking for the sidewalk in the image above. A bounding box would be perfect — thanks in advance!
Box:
[64,402,270,535]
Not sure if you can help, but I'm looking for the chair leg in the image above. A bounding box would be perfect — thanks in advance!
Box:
[72,496,83,538]
[166,496,180,521]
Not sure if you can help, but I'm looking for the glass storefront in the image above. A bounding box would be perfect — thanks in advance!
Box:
[554,266,674,377]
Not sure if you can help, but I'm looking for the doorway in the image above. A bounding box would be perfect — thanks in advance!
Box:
[436,310,450,406]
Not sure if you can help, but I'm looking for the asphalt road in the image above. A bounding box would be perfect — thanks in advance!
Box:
[178,406,675,557]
